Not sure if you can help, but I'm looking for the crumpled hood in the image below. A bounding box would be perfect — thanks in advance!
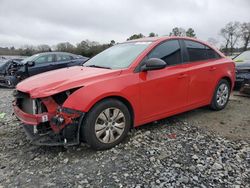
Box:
[16,66,121,98]
[0,60,23,74]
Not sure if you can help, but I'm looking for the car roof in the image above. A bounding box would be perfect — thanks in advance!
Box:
[124,36,224,56]
[36,52,75,56]
[124,36,209,44]
[32,52,88,58]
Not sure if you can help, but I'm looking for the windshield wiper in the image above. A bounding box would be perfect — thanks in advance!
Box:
[86,65,111,69]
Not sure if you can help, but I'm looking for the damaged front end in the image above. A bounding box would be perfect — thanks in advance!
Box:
[13,89,84,146]
[0,60,25,88]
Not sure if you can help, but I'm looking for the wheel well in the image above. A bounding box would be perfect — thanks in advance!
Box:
[94,96,135,128]
[221,76,232,89]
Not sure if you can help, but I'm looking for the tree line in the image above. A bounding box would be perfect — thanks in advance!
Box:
[0,41,114,57]
[0,21,249,57]
[220,22,250,55]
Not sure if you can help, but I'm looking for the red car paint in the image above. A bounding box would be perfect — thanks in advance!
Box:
[14,36,235,130]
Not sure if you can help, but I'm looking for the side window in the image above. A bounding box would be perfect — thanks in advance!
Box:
[56,54,72,62]
[34,54,54,64]
[206,46,220,59]
[184,40,220,62]
[148,40,182,65]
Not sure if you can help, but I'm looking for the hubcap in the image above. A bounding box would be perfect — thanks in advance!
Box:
[216,83,229,107]
[95,108,126,143]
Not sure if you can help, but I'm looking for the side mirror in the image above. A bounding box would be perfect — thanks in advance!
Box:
[141,58,167,71]
[27,61,35,67]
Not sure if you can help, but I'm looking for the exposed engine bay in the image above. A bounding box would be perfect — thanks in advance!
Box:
[13,89,84,146]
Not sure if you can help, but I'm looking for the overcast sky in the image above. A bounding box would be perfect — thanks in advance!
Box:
[0,0,249,48]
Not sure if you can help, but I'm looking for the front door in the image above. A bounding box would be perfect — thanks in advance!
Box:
[138,40,189,121]
[29,54,55,76]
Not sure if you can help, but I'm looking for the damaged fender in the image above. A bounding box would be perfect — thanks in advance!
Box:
[61,74,140,125]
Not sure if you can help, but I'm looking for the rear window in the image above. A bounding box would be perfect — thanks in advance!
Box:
[56,54,73,61]
[184,40,220,62]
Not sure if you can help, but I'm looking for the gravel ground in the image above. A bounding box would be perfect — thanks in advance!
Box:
[0,88,249,188]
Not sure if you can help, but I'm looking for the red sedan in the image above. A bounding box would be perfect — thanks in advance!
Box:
[13,37,235,150]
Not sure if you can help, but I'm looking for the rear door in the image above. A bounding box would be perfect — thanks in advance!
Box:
[181,39,221,105]
[53,54,74,69]
[138,40,189,120]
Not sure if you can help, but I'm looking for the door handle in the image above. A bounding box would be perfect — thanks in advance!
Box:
[209,66,217,71]
[178,73,188,79]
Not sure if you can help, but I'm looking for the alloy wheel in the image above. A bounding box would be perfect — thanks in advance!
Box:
[216,83,229,107]
[94,107,126,143]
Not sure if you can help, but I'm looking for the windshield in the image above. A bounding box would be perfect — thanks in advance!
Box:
[84,42,151,69]
[234,51,250,62]
[21,54,40,64]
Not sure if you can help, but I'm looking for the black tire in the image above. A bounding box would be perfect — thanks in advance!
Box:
[210,79,230,111]
[5,76,18,88]
[81,99,131,150]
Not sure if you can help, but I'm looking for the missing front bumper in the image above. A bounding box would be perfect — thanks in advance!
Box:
[22,117,84,146]
[13,93,85,146]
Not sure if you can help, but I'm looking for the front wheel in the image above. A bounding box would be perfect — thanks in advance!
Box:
[210,79,230,111]
[4,76,19,88]
[81,99,131,150]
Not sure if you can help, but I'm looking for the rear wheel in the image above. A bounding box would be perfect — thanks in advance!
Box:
[210,79,230,110]
[81,99,131,150]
